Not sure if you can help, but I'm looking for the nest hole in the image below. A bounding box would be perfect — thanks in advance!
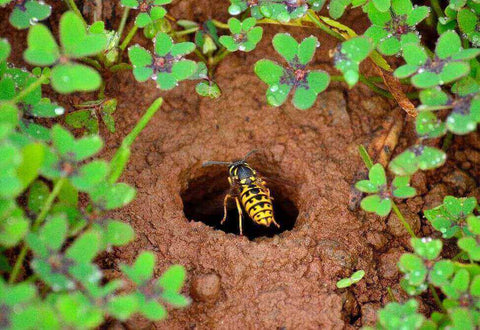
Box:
[181,167,298,240]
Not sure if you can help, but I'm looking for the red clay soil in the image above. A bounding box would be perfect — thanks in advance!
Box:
[3,0,480,329]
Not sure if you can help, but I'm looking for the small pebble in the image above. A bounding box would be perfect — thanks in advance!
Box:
[191,273,221,303]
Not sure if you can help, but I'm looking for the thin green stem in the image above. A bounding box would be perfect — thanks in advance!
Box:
[79,57,102,70]
[453,251,467,261]
[109,63,133,72]
[331,75,393,99]
[429,284,447,313]
[120,25,138,51]
[387,287,397,302]
[9,178,67,284]
[430,0,443,20]
[391,202,416,238]
[194,48,208,64]
[359,75,393,99]
[117,8,131,45]
[418,104,454,111]
[109,98,163,183]
[211,19,230,29]
[209,48,230,67]
[306,11,345,40]
[358,145,374,169]
[98,80,106,99]
[442,132,454,151]
[12,75,48,103]
[173,27,200,37]
[64,0,87,26]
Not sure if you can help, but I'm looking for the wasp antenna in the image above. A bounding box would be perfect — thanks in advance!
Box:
[202,161,231,167]
[243,149,259,161]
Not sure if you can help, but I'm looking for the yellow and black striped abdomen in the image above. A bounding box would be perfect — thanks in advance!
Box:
[239,183,275,226]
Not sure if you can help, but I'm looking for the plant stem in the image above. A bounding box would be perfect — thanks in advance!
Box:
[442,132,454,151]
[359,75,393,99]
[430,0,444,20]
[391,202,416,238]
[12,75,48,103]
[358,145,374,169]
[120,24,138,51]
[173,27,200,37]
[387,287,397,302]
[331,75,393,99]
[109,97,163,183]
[429,284,446,313]
[80,57,102,70]
[109,63,133,72]
[306,11,345,40]
[453,251,467,261]
[211,19,230,29]
[64,0,87,26]
[358,145,416,238]
[194,48,208,64]
[117,8,130,45]
[9,178,67,284]
[209,48,230,67]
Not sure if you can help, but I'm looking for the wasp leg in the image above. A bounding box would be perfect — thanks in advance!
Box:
[265,187,274,201]
[234,197,244,235]
[272,218,280,228]
[221,193,232,225]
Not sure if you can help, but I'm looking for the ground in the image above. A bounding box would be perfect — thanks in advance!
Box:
[2,0,480,329]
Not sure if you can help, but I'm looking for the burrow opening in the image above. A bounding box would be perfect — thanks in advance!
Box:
[181,166,299,240]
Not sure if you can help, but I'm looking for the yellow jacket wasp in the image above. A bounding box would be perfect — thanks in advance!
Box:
[203,150,280,236]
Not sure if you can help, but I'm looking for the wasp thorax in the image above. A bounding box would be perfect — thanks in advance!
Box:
[247,0,258,6]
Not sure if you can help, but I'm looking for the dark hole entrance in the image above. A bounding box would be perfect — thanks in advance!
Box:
[181,168,298,240]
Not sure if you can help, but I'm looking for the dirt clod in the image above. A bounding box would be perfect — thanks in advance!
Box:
[443,169,476,195]
[423,184,451,211]
[191,273,221,303]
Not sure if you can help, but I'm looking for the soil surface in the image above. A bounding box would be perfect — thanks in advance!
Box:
[3,1,480,329]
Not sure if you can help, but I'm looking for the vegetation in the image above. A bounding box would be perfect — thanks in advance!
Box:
[1,0,480,328]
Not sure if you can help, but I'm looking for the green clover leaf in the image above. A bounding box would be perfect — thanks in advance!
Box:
[377,299,425,330]
[228,0,313,22]
[121,0,171,28]
[395,31,480,89]
[0,39,11,63]
[389,145,446,176]
[219,18,263,52]
[415,111,447,138]
[364,0,429,55]
[458,7,480,47]
[424,196,477,238]
[23,11,106,93]
[334,36,373,87]
[255,33,329,110]
[129,32,197,90]
[355,163,415,216]
[9,0,51,29]
[336,270,365,288]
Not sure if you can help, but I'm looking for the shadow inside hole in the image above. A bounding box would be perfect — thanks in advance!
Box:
[181,169,298,240]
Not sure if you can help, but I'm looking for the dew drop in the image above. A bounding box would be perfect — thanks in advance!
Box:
[54,107,65,115]
[270,84,279,92]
